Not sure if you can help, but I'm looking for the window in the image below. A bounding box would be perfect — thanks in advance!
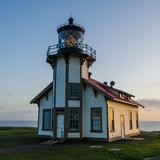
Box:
[120,93,124,98]
[127,96,131,100]
[68,83,80,99]
[42,109,51,130]
[109,108,115,132]
[91,108,102,132]
[69,108,79,131]
[136,111,139,129]
[129,111,133,130]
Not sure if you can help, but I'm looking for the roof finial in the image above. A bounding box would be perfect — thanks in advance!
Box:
[68,15,74,24]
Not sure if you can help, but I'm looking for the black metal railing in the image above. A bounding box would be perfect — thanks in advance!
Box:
[47,43,96,59]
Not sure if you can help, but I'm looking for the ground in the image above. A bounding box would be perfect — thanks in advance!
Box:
[0,127,160,160]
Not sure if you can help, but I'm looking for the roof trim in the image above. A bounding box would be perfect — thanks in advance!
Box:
[30,82,53,104]
[113,98,144,108]
[109,87,135,97]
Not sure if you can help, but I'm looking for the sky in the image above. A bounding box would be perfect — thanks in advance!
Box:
[0,0,160,121]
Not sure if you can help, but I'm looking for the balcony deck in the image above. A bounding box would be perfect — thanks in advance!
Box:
[47,43,96,59]
[46,43,96,68]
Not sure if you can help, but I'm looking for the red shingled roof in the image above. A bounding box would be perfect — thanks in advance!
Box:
[82,78,144,107]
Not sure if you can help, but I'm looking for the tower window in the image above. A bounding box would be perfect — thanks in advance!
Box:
[42,109,51,130]
[109,108,115,132]
[69,108,79,131]
[91,108,102,132]
[68,83,80,99]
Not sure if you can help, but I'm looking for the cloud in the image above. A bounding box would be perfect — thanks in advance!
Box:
[0,92,15,98]
[138,98,160,109]
[139,82,160,88]
[138,98,160,121]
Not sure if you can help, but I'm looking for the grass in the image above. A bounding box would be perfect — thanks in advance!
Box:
[0,127,160,160]
[0,127,46,148]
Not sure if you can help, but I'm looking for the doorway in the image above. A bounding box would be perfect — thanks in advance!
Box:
[120,115,125,138]
[56,113,64,138]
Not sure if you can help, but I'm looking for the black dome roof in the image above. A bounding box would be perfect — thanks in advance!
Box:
[57,17,85,34]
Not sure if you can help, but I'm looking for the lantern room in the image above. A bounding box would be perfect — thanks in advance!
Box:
[57,17,85,48]
[46,17,96,68]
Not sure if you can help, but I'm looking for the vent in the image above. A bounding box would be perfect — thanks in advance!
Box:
[103,81,108,85]
[88,72,92,79]
[110,81,115,88]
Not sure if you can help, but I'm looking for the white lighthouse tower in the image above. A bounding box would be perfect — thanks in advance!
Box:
[47,17,96,139]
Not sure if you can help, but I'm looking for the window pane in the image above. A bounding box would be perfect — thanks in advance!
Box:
[69,108,79,131]
[129,111,132,129]
[68,83,80,99]
[136,112,139,128]
[43,109,51,130]
[91,108,102,132]
[109,109,114,132]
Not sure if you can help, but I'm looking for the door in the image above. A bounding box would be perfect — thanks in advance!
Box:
[120,115,125,138]
[56,113,64,138]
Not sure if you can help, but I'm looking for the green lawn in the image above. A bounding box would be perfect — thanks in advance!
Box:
[0,127,160,160]
[0,127,46,148]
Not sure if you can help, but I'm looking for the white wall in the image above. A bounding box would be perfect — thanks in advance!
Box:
[82,60,89,79]
[38,90,53,136]
[68,132,80,138]
[69,56,80,83]
[107,100,140,140]
[55,57,66,107]
[82,85,108,139]
[68,100,80,107]
[68,56,80,108]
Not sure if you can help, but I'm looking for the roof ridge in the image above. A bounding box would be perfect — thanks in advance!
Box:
[94,80,120,97]
[90,78,134,97]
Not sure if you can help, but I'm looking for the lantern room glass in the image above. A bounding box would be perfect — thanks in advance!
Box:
[58,30,84,48]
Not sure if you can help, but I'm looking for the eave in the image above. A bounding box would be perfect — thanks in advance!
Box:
[30,82,53,104]
[112,98,145,108]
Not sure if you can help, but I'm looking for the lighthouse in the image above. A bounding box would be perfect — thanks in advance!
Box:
[31,18,142,142]
[46,17,96,139]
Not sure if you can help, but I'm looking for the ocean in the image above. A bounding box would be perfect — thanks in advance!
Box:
[0,121,159,131]
[139,121,160,131]
[0,121,37,128]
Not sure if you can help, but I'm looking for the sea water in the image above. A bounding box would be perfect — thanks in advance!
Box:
[0,121,159,131]
[0,120,37,128]
[140,121,160,131]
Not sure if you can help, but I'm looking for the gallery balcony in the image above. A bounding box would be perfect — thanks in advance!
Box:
[46,43,96,67]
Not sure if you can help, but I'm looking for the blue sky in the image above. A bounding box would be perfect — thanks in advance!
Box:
[0,0,160,121]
